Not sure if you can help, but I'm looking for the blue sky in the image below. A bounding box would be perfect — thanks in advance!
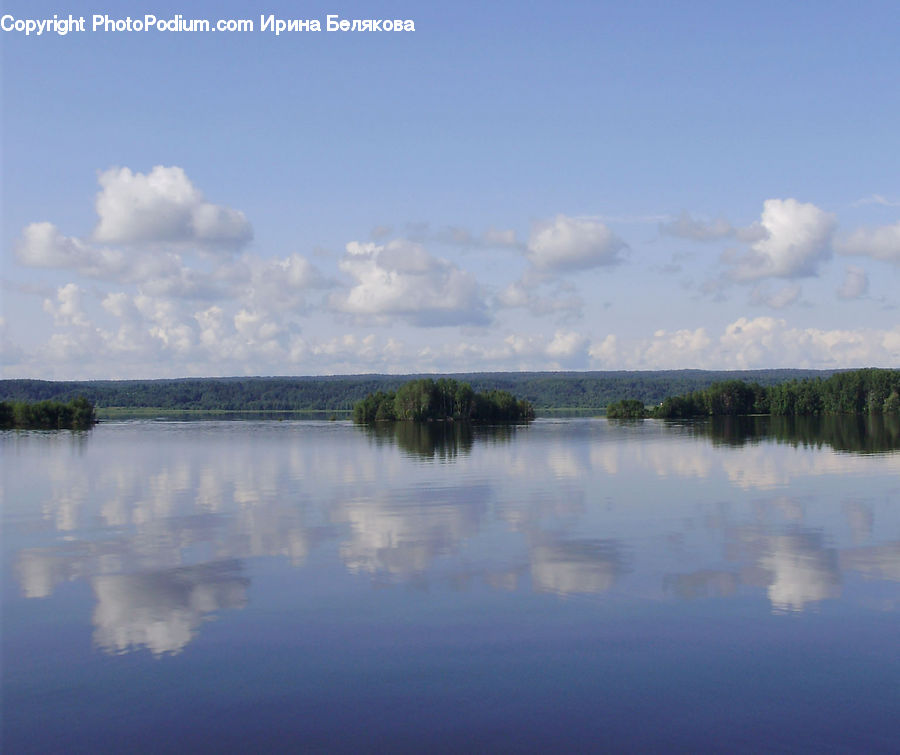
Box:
[2,0,898,378]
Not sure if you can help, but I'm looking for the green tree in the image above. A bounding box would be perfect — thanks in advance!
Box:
[606,399,647,418]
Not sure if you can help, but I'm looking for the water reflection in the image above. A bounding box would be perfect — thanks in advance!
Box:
[760,532,842,613]
[92,561,248,656]
[335,485,490,579]
[530,538,628,596]
[664,570,739,601]
[363,421,475,460]
[3,417,899,657]
[695,413,900,454]
[361,421,519,460]
[840,542,900,582]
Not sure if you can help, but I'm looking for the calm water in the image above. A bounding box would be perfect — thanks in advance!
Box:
[2,418,898,752]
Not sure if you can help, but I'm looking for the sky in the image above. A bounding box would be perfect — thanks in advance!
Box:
[2,0,898,379]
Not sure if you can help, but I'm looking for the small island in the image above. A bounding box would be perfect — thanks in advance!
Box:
[0,397,97,430]
[610,368,900,419]
[353,378,535,424]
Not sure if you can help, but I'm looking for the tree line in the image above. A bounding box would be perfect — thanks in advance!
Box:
[0,397,96,429]
[646,369,900,418]
[0,369,833,412]
[353,378,535,423]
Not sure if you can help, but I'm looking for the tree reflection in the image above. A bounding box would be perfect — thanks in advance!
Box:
[360,421,519,460]
[683,413,900,454]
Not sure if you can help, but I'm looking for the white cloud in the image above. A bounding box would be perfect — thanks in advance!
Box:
[851,194,900,208]
[837,266,869,299]
[93,166,252,248]
[588,334,617,365]
[721,317,899,368]
[34,287,107,366]
[16,223,221,300]
[835,221,900,263]
[331,239,489,326]
[546,330,589,359]
[42,283,90,328]
[17,222,127,277]
[527,214,626,271]
[15,167,332,306]
[642,327,713,367]
[233,308,282,346]
[404,330,593,372]
[726,199,835,280]
[503,330,589,367]
[587,317,900,370]
[219,253,328,312]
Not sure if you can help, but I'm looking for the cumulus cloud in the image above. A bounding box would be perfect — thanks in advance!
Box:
[718,317,896,369]
[545,330,589,359]
[331,239,489,326]
[33,287,107,368]
[726,199,836,280]
[400,329,593,372]
[837,266,869,299]
[93,166,252,248]
[587,316,900,370]
[17,222,127,277]
[526,215,626,271]
[642,327,713,367]
[16,221,220,299]
[502,330,590,367]
[835,221,900,263]
[43,283,90,328]
[15,166,334,308]
[588,334,617,365]
[219,252,329,312]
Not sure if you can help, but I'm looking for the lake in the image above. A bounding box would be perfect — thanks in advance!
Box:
[2,417,898,752]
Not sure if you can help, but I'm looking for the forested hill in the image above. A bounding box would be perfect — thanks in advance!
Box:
[0,370,833,412]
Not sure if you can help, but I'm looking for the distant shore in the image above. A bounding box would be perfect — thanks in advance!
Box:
[0,369,837,413]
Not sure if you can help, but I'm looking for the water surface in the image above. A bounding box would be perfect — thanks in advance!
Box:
[2,418,898,751]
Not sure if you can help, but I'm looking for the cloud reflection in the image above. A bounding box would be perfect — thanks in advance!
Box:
[530,539,628,596]
[92,561,248,656]
[760,533,842,612]
[5,415,899,665]
[840,542,900,582]
[336,485,489,579]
